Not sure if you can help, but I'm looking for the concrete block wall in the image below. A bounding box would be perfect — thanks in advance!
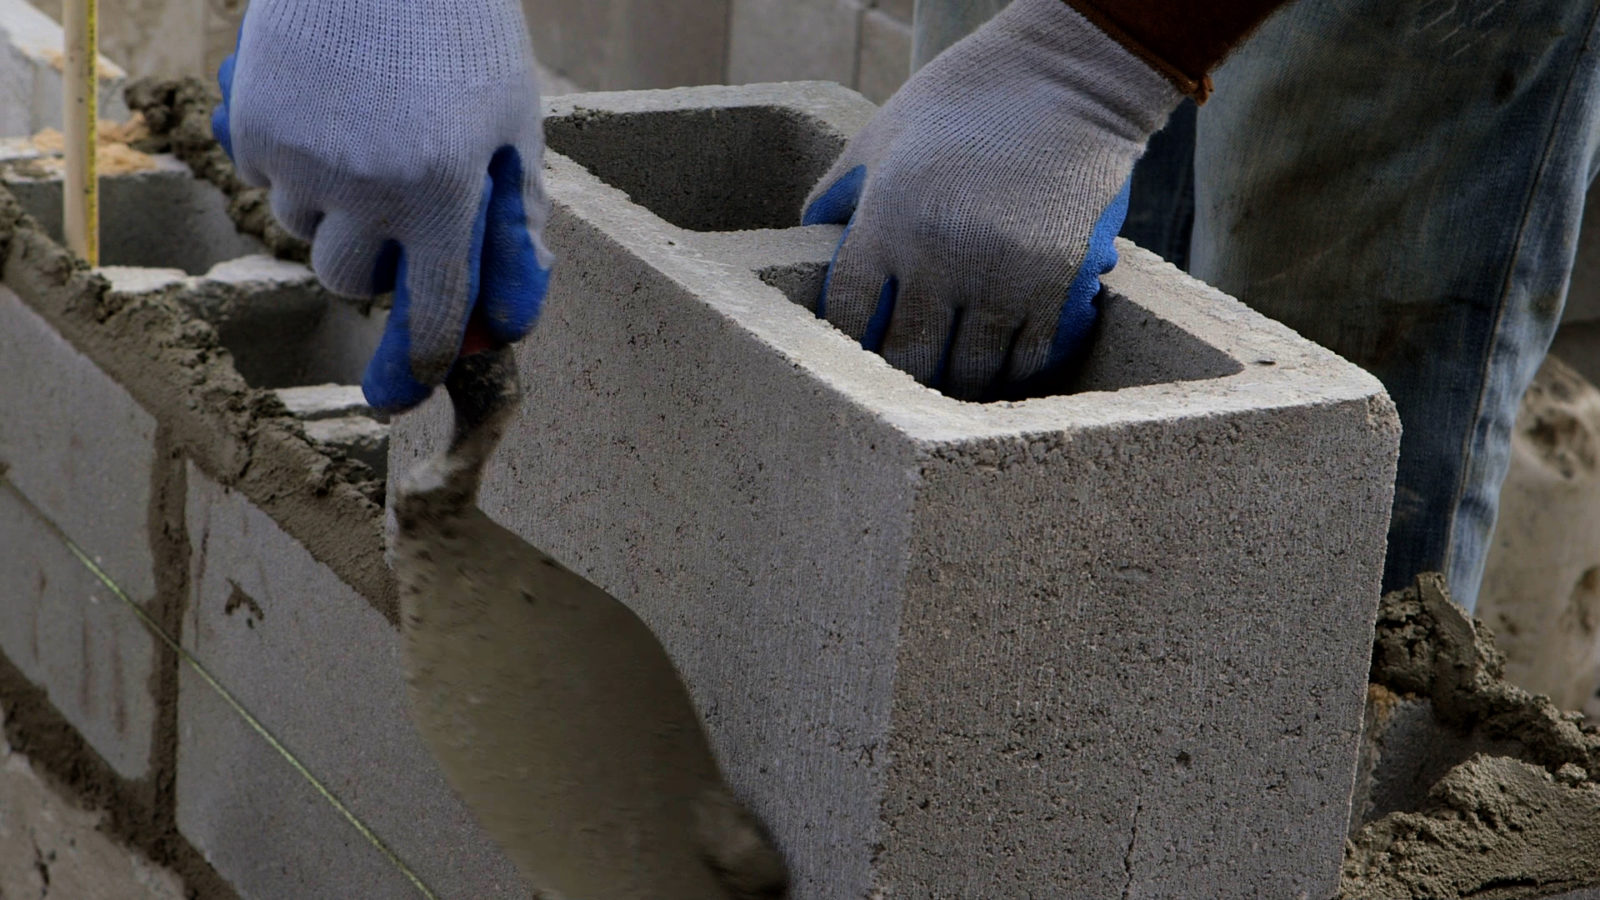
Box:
[0,130,524,895]
[392,82,1404,898]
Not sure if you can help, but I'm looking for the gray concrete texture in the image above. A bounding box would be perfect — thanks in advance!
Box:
[0,704,185,899]
[0,0,128,136]
[524,0,913,102]
[1,153,265,274]
[179,464,525,899]
[0,285,161,781]
[390,82,1403,898]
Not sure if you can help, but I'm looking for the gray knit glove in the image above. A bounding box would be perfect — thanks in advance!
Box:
[803,0,1182,399]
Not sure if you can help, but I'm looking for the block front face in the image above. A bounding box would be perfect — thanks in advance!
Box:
[0,484,160,781]
[0,287,159,602]
[882,401,1399,897]
[180,467,526,900]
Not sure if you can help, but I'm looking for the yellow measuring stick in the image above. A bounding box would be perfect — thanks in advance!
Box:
[63,0,98,266]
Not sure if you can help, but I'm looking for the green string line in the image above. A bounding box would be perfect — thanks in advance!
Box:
[2,475,440,900]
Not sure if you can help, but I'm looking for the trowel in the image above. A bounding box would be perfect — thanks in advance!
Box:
[389,346,788,899]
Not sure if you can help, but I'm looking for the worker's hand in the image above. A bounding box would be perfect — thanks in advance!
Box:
[212,0,552,413]
[803,0,1181,400]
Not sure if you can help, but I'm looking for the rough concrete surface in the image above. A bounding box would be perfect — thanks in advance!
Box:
[391,82,1401,898]
[0,285,162,781]
[0,179,392,610]
[0,0,127,136]
[0,705,184,899]
[1345,574,1600,899]
[1477,355,1600,714]
[179,464,527,899]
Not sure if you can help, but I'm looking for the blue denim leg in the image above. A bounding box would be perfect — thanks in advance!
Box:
[1190,0,1600,611]
[1123,100,1198,270]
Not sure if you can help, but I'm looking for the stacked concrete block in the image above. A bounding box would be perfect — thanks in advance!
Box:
[0,118,438,896]
[0,0,127,135]
[179,465,523,898]
[0,285,163,781]
[2,151,263,273]
[391,82,1402,898]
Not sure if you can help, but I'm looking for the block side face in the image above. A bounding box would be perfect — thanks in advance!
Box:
[179,466,526,899]
[0,485,159,781]
[3,165,265,275]
[390,209,919,899]
[879,398,1399,896]
[0,285,158,601]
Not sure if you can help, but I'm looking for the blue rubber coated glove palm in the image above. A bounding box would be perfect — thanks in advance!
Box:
[803,0,1181,400]
[213,0,552,413]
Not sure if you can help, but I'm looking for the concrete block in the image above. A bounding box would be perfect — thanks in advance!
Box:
[392,83,1401,898]
[0,463,160,783]
[0,0,127,137]
[0,285,159,606]
[0,706,184,899]
[178,464,525,899]
[1567,183,1600,324]
[2,153,264,273]
[101,253,389,391]
[729,0,862,85]
[303,416,389,478]
[856,7,911,103]
[274,384,375,421]
[522,0,729,90]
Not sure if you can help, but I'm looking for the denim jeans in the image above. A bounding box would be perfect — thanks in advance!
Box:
[913,0,1600,611]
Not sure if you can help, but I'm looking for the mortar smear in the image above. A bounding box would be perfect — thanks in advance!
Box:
[1342,573,1600,899]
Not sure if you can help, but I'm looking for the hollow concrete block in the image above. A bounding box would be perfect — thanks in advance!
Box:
[2,153,265,275]
[0,0,128,137]
[0,285,161,781]
[390,83,1402,898]
[178,464,525,899]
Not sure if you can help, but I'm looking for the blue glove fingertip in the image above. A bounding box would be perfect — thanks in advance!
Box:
[803,165,868,226]
[478,146,551,344]
[214,29,239,160]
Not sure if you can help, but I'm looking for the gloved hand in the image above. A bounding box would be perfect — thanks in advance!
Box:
[213,0,552,412]
[803,0,1182,400]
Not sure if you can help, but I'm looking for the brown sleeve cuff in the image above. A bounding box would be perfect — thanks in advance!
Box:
[1061,0,1292,102]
